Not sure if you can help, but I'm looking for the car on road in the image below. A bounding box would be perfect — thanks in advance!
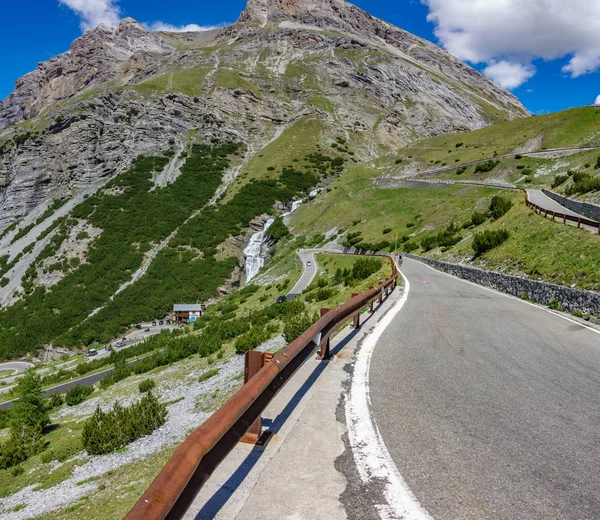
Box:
[106,345,113,352]
[159,320,164,326]
[135,324,142,330]
[122,337,127,341]
[116,341,125,348]
[166,319,171,325]
[152,321,157,326]
[144,328,150,332]
[276,296,287,304]
[85,349,98,357]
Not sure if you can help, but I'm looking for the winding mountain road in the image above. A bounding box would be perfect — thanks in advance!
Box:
[370,258,600,519]
[527,189,599,233]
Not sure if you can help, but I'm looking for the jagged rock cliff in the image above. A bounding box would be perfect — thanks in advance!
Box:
[0,0,528,229]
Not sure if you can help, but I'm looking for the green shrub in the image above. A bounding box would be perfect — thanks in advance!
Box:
[548,298,561,310]
[403,241,418,252]
[267,217,290,242]
[82,392,167,455]
[474,160,500,174]
[472,229,510,256]
[305,287,337,303]
[552,175,569,188]
[283,313,316,344]
[47,393,64,410]
[382,228,392,235]
[470,211,488,227]
[138,379,156,393]
[0,373,48,469]
[490,195,513,220]
[521,168,533,176]
[234,326,271,354]
[198,369,220,382]
[65,385,94,406]
[421,223,462,252]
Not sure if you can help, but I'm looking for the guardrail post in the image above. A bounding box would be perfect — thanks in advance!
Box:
[241,351,274,445]
[317,308,331,360]
[564,215,567,225]
[578,218,581,228]
[351,293,361,329]
[598,223,600,235]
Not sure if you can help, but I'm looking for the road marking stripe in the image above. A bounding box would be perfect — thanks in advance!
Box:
[412,259,600,337]
[346,272,432,520]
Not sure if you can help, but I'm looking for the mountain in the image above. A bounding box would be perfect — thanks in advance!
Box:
[0,0,527,227]
[0,0,530,357]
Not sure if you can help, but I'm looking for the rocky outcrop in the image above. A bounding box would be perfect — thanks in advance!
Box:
[235,0,527,119]
[0,19,174,129]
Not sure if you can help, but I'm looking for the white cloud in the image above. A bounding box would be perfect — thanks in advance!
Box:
[422,0,600,88]
[483,61,536,90]
[146,21,228,33]
[595,94,600,105]
[58,0,120,31]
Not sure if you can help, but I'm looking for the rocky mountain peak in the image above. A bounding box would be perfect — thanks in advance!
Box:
[240,0,357,29]
[0,18,173,129]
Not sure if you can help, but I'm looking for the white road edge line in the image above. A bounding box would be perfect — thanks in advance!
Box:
[346,271,432,520]
[412,259,600,337]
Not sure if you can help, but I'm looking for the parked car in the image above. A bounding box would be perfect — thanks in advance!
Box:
[135,324,142,330]
[307,261,312,266]
[85,349,98,357]
[122,337,127,341]
[152,321,157,326]
[166,319,171,325]
[159,320,164,326]
[144,328,150,332]
[116,341,125,348]
[276,296,287,304]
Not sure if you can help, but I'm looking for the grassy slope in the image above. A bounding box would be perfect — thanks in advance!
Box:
[289,106,600,294]
[0,251,391,519]
[393,107,600,172]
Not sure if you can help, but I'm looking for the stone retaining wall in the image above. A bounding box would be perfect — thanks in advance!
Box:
[405,254,600,315]
[542,189,600,223]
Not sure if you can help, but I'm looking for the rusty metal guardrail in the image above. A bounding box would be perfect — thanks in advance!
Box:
[525,193,600,235]
[125,256,399,520]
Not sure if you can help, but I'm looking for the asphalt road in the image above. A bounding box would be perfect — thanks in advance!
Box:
[0,361,33,374]
[370,258,600,520]
[527,189,599,233]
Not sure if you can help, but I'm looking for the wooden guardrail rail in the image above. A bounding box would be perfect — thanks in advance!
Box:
[125,257,399,520]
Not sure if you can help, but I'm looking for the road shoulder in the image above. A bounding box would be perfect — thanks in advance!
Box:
[185,285,405,520]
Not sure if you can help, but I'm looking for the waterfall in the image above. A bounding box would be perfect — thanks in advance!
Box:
[244,218,275,281]
[244,198,306,281]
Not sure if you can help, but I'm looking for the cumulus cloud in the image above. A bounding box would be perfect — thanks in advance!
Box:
[146,21,228,33]
[58,0,120,31]
[595,94,600,105]
[483,61,536,90]
[422,0,600,88]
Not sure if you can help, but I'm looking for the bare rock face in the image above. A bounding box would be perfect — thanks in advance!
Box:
[0,19,174,130]
[0,0,529,230]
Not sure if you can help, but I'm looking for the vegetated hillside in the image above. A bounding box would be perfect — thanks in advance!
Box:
[288,106,600,294]
[0,0,527,227]
[0,0,529,359]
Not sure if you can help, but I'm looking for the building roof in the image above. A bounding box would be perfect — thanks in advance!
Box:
[173,304,203,312]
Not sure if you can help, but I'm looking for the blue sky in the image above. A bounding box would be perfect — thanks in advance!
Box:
[1,0,600,115]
